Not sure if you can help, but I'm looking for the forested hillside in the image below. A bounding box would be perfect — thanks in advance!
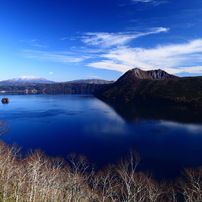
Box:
[0,83,108,94]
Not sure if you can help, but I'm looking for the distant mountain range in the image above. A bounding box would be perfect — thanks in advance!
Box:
[0,76,55,85]
[0,77,113,86]
[0,77,112,94]
[94,68,202,107]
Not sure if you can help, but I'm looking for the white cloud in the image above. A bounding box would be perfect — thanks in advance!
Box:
[59,36,77,41]
[177,66,202,74]
[88,75,103,79]
[49,72,54,75]
[133,0,154,2]
[20,39,37,43]
[17,76,40,79]
[87,60,134,72]
[132,0,167,5]
[22,31,202,76]
[23,50,91,63]
[82,27,169,47]
[20,39,47,48]
[32,44,47,48]
[87,39,202,74]
[60,37,67,41]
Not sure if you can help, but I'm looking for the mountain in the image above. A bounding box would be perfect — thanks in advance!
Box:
[0,76,55,85]
[115,68,177,83]
[94,68,202,107]
[0,77,113,94]
[0,77,114,86]
[147,69,178,79]
[66,79,114,84]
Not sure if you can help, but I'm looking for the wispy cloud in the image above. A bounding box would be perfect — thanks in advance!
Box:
[20,39,47,48]
[20,39,37,43]
[87,75,103,79]
[177,66,202,74]
[32,44,47,48]
[81,27,169,47]
[23,50,91,63]
[87,39,202,74]
[87,60,134,72]
[133,0,154,2]
[132,0,167,6]
[60,37,68,41]
[22,31,202,76]
[59,36,77,41]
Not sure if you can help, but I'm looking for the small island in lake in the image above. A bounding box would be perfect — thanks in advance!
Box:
[1,98,10,104]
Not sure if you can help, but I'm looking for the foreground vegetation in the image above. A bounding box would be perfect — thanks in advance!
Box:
[0,141,202,202]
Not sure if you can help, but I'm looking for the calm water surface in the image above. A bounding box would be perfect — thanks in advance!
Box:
[1,94,202,180]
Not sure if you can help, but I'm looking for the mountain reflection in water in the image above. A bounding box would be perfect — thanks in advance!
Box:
[106,101,202,124]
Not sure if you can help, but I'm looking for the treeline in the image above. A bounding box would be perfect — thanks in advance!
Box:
[0,141,202,202]
[0,83,108,94]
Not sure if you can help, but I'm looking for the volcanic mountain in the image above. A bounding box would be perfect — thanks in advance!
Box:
[94,68,202,107]
[113,68,177,87]
[117,68,177,81]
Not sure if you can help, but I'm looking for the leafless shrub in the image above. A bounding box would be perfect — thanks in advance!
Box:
[114,150,164,202]
[179,167,202,202]
[0,121,8,136]
[90,164,119,201]
[1,140,202,202]
[161,181,179,202]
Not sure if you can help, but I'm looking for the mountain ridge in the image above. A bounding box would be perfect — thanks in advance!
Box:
[0,77,113,86]
[65,79,114,84]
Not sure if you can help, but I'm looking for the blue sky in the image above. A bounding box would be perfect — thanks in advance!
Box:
[0,0,202,81]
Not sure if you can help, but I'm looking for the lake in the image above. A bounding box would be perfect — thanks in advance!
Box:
[0,94,202,180]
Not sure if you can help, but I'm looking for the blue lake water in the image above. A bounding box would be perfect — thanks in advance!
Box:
[0,94,202,180]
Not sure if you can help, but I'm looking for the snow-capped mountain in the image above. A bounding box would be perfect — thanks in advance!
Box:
[0,76,55,85]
